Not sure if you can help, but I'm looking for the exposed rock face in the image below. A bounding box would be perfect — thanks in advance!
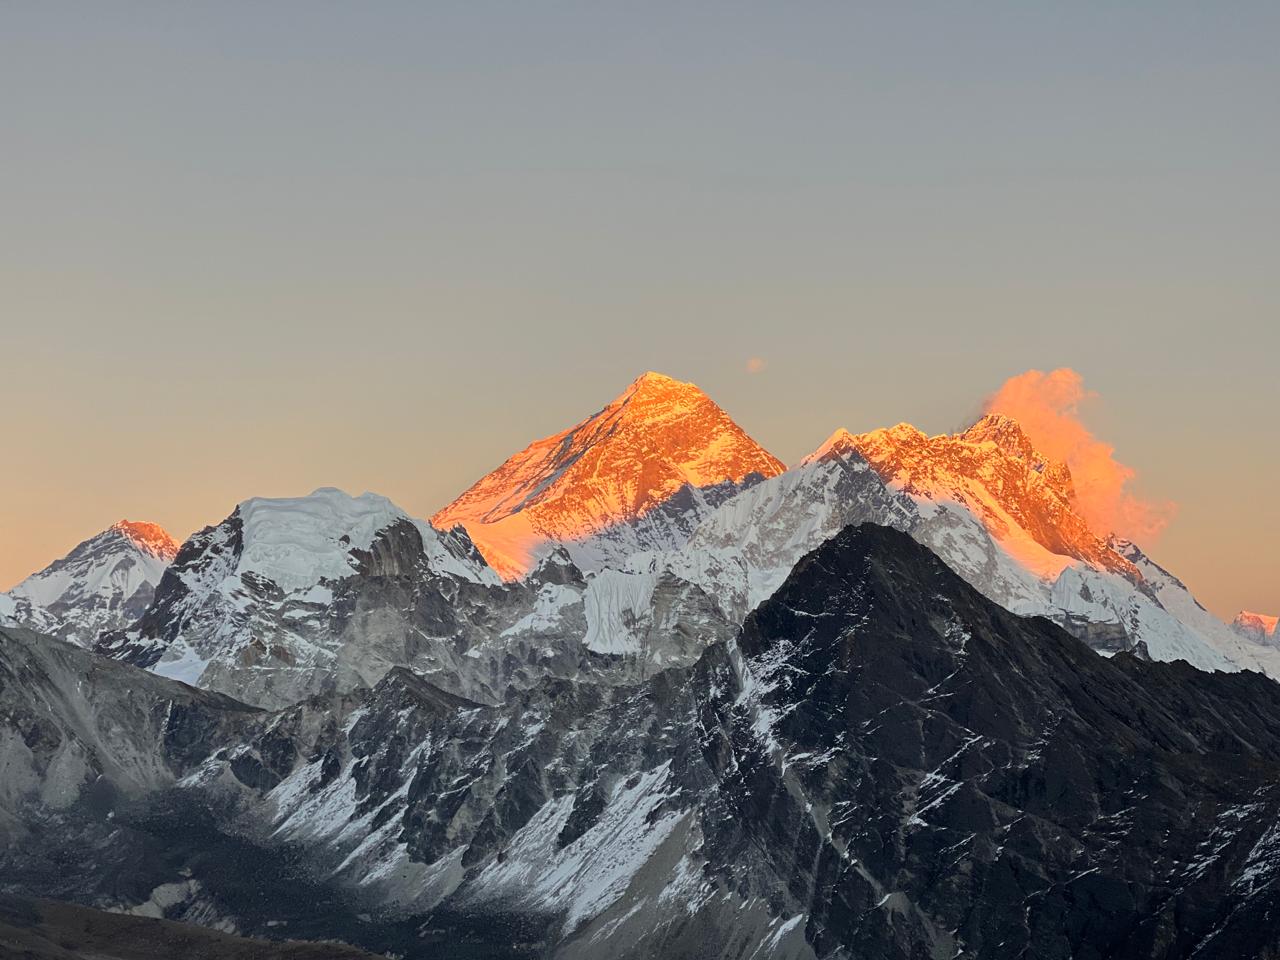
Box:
[9,526,1280,958]
[0,520,178,647]
[0,625,257,823]
[705,525,1280,959]
[432,372,785,578]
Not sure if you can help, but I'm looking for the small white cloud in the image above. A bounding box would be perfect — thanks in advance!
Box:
[746,357,767,374]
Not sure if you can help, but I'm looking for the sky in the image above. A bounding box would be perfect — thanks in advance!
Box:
[1,3,1276,618]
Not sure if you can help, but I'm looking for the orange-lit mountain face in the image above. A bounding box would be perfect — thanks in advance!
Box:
[811,414,1140,583]
[432,372,786,578]
[1233,611,1280,644]
[111,519,180,561]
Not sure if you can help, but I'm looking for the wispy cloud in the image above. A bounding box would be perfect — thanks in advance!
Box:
[745,357,767,374]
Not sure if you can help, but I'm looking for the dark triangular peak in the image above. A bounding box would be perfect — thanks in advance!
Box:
[717,522,1280,959]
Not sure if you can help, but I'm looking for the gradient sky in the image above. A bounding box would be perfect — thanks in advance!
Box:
[2,3,1276,618]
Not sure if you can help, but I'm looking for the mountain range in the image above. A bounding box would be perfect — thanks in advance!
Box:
[2,371,1279,958]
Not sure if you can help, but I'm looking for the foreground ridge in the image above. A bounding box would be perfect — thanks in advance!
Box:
[6,523,1280,957]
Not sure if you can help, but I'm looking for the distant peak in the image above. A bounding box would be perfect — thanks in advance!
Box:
[597,372,724,427]
[855,423,927,446]
[622,371,703,401]
[110,520,180,560]
[1233,611,1280,639]
[632,370,682,387]
[800,428,859,465]
[886,422,926,440]
[433,371,783,577]
[960,413,1035,454]
[800,424,929,467]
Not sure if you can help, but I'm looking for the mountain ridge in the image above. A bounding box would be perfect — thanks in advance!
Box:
[1,519,179,647]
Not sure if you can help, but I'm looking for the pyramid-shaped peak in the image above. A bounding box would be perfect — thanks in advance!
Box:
[110,520,180,560]
[800,428,860,465]
[615,371,712,410]
[433,372,784,577]
[630,370,685,389]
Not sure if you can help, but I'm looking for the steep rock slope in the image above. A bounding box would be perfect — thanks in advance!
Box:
[432,372,784,578]
[10,527,1280,957]
[706,524,1280,959]
[0,625,257,829]
[1,521,178,647]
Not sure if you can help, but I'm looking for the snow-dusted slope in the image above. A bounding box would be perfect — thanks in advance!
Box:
[432,372,784,578]
[97,488,501,707]
[840,417,1254,671]
[1106,540,1280,674]
[1,520,178,647]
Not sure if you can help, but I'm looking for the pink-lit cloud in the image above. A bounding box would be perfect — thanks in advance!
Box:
[745,357,767,374]
[984,368,1176,542]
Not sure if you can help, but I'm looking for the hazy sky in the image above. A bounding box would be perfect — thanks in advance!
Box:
[2,3,1276,618]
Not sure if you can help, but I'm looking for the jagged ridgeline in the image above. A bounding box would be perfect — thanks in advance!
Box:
[3,373,1280,958]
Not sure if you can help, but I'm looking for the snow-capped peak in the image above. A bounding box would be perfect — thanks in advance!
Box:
[432,371,785,578]
[228,487,496,592]
[235,487,414,593]
[110,519,180,561]
[1,519,180,646]
[1232,611,1280,643]
[799,427,859,466]
[800,417,1133,582]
